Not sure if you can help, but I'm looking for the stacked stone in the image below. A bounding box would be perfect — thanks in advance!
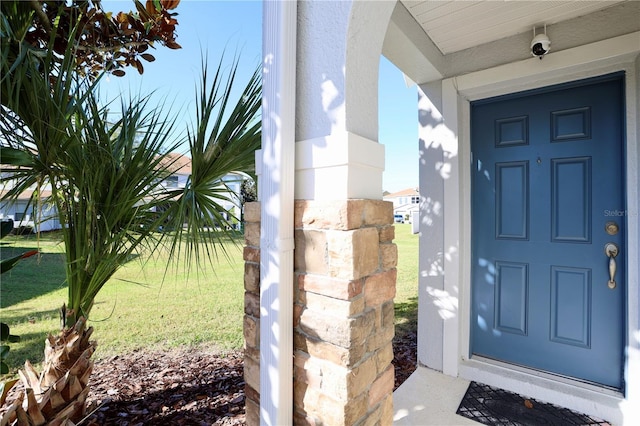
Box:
[242,201,261,425]
[293,200,397,425]
[242,199,397,425]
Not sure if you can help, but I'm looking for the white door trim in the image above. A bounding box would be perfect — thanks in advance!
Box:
[438,32,639,424]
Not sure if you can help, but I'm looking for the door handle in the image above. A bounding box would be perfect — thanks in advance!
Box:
[604,243,619,289]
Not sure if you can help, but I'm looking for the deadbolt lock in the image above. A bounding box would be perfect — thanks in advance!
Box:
[605,222,619,236]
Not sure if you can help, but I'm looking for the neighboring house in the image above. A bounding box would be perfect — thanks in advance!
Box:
[248,2,640,425]
[157,152,246,226]
[157,151,193,191]
[383,187,419,222]
[0,171,59,232]
[0,152,246,232]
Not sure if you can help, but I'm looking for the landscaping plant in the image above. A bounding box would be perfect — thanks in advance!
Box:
[1,219,34,408]
[0,1,261,423]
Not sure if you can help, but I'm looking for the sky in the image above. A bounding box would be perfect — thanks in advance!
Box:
[99,1,418,194]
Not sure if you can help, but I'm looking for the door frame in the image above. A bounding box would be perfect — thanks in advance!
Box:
[431,32,639,423]
[469,74,626,389]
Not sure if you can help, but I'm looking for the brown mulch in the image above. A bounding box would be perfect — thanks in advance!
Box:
[83,333,416,425]
[393,329,418,390]
[84,332,415,425]
[83,348,246,426]
[3,332,417,425]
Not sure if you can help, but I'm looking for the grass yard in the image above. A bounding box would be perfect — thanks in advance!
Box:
[1,232,246,371]
[393,223,419,339]
[1,224,419,375]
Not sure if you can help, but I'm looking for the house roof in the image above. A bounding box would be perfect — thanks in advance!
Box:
[158,152,192,175]
[0,189,53,200]
[384,187,419,198]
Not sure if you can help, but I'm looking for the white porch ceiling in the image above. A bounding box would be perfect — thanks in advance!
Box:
[401,0,628,54]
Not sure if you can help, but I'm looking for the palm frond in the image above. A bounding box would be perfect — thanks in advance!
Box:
[2,5,262,325]
[58,92,184,319]
[165,54,261,267]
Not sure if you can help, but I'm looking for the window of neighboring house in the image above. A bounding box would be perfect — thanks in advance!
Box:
[164,176,179,188]
[411,196,419,204]
[0,173,14,189]
[15,206,35,221]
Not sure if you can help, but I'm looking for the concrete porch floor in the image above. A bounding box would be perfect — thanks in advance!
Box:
[393,366,480,425]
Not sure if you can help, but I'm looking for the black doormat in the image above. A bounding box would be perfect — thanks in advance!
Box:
[456,381,611,426]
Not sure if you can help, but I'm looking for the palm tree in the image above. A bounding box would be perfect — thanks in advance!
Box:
[0,3,261,423]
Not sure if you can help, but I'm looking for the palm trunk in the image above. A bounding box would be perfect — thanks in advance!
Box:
[0,318,96,426]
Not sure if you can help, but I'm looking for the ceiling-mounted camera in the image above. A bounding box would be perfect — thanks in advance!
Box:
[531,26,551,59]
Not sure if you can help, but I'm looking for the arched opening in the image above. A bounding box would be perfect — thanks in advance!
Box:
[377,56,420,389]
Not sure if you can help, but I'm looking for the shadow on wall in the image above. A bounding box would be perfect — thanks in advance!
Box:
[417,86,462,365]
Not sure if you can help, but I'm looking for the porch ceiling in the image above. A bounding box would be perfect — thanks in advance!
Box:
[384,0,638,85]
[400,0,628,55]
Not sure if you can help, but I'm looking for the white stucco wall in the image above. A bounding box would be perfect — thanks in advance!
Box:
[295,1,351,142]
[293,1,396,201]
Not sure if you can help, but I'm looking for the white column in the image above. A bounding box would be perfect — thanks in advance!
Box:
[294,131,385,200]
[416,79,460,374]
[417,83,445,371]
[441,78,460,377]
[294,0,396,193]
[259,1,296,425]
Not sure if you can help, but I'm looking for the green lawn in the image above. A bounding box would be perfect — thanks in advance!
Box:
[1,232,245,370]
[393,223,419,339]
[1,225,419,374]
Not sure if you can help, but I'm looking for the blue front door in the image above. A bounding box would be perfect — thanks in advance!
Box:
[471,74,625,389]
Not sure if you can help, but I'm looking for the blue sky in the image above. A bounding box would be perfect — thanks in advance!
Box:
[100,1,418,193]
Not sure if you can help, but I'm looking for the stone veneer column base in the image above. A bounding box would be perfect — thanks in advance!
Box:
[243,202,261,425]
[243,199,397,425]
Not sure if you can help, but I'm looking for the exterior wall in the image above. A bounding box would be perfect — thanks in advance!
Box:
[294,0,395,201]
[417,33,640,424]
[0,176,59,232]
[243,199,397,425]
[253,1,397,424]
[257,0,639,424]
[382,190,420,209]
[0,162,242,232]
[161,171,243,223]
[0,200,60,232]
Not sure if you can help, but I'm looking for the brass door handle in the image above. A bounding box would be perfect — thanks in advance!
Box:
[604,243,619,289]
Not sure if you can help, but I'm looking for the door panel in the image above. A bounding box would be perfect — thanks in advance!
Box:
[550,266,591,348]
[471,74,625,389]
[496,161,529,240]
[551,157,591,242]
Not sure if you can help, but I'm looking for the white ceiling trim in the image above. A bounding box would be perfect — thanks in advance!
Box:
[400,0,628,54]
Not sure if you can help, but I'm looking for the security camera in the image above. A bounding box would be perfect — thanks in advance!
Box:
[531,33,551,59]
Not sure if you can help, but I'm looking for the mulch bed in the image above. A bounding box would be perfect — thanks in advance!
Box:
[393,329,418,389]
[4,331,417,425]
[83,348,246,426]
[85,331,416,425]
